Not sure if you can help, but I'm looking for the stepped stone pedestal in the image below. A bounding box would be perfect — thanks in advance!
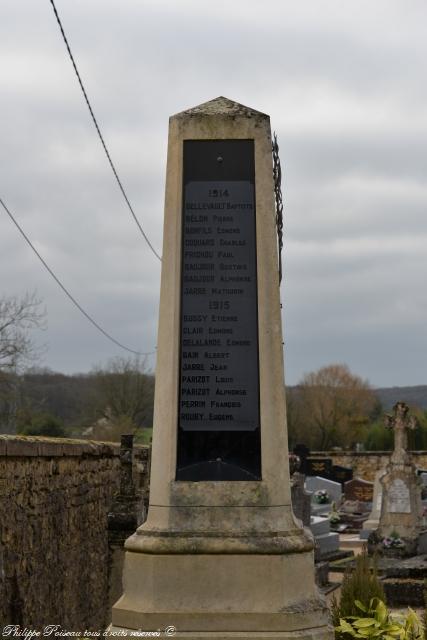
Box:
[109,97,333,640]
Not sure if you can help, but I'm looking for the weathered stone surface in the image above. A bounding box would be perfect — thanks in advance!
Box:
[111,97,332,639]
[176,95,267,119]
[0,436,150,630]
[376,404,425,549]
[291,472,311,527]
[362,468,386,534]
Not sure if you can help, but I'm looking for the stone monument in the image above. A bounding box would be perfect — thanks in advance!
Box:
[376,402,426,555]
[109,97,332,639]
[361,469,386,538]
[291,469,312,527]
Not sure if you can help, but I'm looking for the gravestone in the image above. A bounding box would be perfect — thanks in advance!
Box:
[361,468,386,538]
[305,457,332,478]
[344,478,374,503]
[419,473,427,500]
[293,443,310,474]
[310,516,340,558]
[419,473,427,486]
[331,465,353,485]
[376,403,426,555]
[109,97,332,639]
[306,476,342,515]
[291,471,312,527]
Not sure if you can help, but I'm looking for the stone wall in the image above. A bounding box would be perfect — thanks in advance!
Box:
[0,436,149,631]
[2,439,427,630]
[309,451,427,481]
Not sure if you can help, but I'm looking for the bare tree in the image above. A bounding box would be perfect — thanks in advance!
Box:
[0,292,46,432]
[289,363,376,450]
[0,292,46,372]
[88,356,155,440]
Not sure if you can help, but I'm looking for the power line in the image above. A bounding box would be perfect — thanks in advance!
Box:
[48,0,162,262]
[0,196,155,357]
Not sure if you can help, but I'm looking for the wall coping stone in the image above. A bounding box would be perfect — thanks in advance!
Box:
[309,451,427,457]
[0,435,150,458]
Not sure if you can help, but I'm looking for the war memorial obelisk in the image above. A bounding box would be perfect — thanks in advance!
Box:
[110,97,332,640]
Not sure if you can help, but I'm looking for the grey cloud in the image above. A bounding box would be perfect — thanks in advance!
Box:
[1,0,426,385]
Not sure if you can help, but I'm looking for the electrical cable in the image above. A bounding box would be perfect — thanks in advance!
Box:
[48,0,162,262]
[0,196,155,357]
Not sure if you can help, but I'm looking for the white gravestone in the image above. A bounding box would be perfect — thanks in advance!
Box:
[305,476,342,505]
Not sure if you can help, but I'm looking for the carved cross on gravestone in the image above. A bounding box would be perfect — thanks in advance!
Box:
[385,402,417,464]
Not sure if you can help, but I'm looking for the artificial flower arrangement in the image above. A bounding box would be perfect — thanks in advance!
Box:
[313,489,330,504]
[382,530,405,550]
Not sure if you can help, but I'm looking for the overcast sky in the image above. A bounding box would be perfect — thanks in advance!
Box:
[1,0,426,387]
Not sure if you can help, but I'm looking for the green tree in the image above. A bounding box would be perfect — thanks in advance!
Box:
[364,408,427,451]
[364,421,394,451]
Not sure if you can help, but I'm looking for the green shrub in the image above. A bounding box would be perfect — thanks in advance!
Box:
[19,412,66,437]
[335,598,423,640]
[332,551,385,627]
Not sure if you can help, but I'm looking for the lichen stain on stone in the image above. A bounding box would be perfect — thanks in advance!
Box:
[174,96,268,120]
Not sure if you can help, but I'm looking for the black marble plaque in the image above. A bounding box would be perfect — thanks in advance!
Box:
[180,180,259,431]
[176,139,261,480]
[305,457,332,479]
[331,464,353,485]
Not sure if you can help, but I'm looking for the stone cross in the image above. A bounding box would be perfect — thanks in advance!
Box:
[377,402,423,551]
[385,402,417,464]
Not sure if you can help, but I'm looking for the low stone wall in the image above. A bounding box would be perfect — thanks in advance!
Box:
[309,451,427,481]
[2,439,427,629]
[0,436,149,631]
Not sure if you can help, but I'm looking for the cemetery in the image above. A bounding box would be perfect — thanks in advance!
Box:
[1,97,427,638]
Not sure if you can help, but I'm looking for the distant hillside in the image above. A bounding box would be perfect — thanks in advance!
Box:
[374,386,427,411]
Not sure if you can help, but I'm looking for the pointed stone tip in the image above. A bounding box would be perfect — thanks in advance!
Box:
[172,96,268,119]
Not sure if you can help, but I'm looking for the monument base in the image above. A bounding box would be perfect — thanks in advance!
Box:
[110,551,332,640]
